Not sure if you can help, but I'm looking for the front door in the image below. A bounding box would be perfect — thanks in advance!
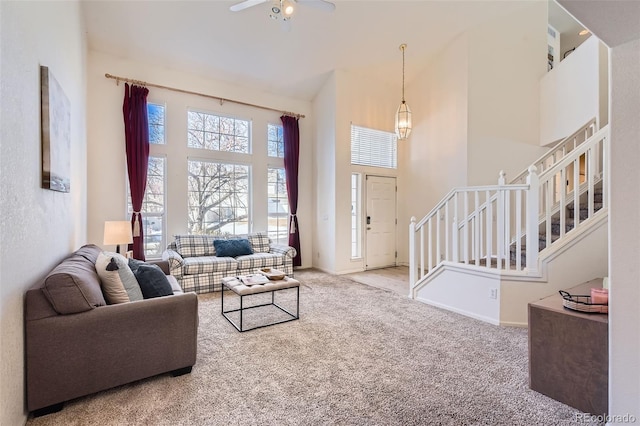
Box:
[365,175,397,269]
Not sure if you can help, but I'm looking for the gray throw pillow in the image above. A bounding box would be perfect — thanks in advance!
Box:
[133,264,174,299]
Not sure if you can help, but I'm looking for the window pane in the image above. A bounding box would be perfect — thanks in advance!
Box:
[143,215,163,257]
[127,156,166,258]
[267,124,284,158]
[187,111,250,154]
[188,160,250,235]
[268,167,289,244]
[351,125,397,169]
[351,173,361,258]
[147,103,165,145]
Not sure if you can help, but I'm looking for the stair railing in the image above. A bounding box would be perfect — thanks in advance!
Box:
[409,167,538,294]
[510,118,597,185]
[535,125,609,250]
[409,123,609,298]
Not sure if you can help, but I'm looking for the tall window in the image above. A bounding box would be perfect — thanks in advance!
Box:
[187,160,250,236]
[127,156,166,258]
[187,111,250,153]
[351,173,362,258]
[148,103,166,144]
[351,125,397,169]
[267,167,289,244]
[267,123,284,158]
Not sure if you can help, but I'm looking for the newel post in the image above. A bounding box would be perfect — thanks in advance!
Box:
[409,216,416,299]
[525,166,539,273]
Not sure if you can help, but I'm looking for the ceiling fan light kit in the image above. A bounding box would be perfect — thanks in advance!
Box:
[230,0,335,26]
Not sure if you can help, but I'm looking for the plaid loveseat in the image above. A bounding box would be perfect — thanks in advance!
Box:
[162,232,297,294]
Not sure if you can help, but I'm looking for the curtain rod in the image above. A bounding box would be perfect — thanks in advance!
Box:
[104,73,305,119]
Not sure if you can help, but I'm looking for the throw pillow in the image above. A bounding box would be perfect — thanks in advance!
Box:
[95,252,144,304]
[213,238,253,257]
[133,264,174,299]
[248,232,271,253]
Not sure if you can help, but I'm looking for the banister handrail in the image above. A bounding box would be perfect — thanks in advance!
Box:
[510,118,597,184]
[536,126,609,181]
[416,184,530,229]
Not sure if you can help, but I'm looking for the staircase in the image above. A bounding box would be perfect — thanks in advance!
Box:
[409,120,609,326]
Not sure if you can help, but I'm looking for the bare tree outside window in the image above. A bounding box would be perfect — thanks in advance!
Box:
[148,103,165,145]
[188,160,249,235]
[187,111,249,153]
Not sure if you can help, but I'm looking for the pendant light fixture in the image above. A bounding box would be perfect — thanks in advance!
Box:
[395,43,412,140]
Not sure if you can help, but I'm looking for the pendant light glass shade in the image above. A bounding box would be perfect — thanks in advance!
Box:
[395,101,412,140]
[395,44,412,140]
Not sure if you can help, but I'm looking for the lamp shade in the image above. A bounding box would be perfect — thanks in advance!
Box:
[103,221,133,246]
[395,101,412,140]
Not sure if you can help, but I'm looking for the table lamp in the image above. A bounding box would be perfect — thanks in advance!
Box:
[103,221,133,254]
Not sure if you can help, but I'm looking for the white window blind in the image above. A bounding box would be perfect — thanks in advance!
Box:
[350,125,397,169]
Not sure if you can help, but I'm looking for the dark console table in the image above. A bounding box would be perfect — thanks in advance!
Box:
[528,278,608,415]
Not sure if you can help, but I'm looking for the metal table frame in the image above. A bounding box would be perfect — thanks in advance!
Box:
[221,281,299,332]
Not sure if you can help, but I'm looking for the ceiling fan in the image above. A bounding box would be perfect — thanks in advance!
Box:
[230,0,335,30]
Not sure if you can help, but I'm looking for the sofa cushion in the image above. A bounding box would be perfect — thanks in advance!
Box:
[175,234,216,258]
[214,239,253,257]
[96,252,143,304]
[182,256,238,275]
[74,244,102,264]
[248,232,271,254]
[235,252,284,270]
[42,254,106,315]
[133,264,174,299]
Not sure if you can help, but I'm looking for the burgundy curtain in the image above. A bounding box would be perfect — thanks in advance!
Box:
[123,83,149,261]
[281,115,301,267]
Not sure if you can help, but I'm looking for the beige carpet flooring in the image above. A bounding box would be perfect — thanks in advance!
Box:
[27,269,594,425]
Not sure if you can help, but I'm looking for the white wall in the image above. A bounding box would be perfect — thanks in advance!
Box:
[334,69,398,274]
[400,34,469,266]
[311,69,397,275]
[539,36,605,145]
[467,2,548,185]
[0,2,87,424]
[312,73,337,273]
[399,4,548,264]
[87,51,313,267]
[609,37,640,421]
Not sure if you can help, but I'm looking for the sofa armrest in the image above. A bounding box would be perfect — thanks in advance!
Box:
[148,259,170,275]
[26,293,198,411]
[270,243,297,259]
[162,249,184,272]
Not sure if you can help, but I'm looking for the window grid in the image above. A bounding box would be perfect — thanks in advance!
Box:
[351,173,362,258]
[127,156,166,258]
[351,125,398,169]
[148,103,165,145]
[267,123,284,158]
[187,159,250,236]
[268,167,289,245]
[187,111,250,153]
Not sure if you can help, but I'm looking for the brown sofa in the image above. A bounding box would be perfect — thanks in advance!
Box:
[25,244,198,416]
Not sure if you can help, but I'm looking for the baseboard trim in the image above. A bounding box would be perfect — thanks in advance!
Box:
[415,296,500,326]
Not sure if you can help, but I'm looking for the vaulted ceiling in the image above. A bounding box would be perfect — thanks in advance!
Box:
[82,0,537,101]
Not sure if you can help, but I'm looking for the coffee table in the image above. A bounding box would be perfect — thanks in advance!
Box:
[221,275,300,332]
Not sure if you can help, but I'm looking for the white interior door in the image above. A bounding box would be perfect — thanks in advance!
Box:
[365,175,397,270]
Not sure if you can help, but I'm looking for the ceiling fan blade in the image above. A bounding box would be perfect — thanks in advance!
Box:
[230,0,269,12]
[296,0,336,12]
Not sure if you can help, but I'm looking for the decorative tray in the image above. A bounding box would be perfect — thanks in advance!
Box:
[558,290,608,314]
[258,268,286,280]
